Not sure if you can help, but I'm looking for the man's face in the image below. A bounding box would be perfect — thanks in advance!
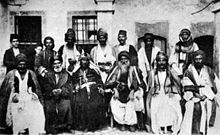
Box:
[194,55,204,69]
[35,46,42,55]
[98,35,107,46]
[65,34,76,44]
[118,34,127,45]
[17,61,27,74]
[144,36,154,47]
[119,56,130,72]
[156,55,168,71]
[181,32,190,42]
[80,58,90,69]
[11,39,19,48]
[53,60,62,73]
[45,39,54,50]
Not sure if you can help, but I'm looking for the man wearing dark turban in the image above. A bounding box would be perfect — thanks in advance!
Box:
[105,51,146,132]
[0,53,45,134]
[58,28,84,75]
[180,50,219,135]
[90,28,117,83]
[138,33,161,86]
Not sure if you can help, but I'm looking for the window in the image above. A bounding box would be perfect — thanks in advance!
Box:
[72,16,97,53]
[15,16,42,46]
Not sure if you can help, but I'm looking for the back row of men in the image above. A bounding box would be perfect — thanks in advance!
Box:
[0,28,219,135]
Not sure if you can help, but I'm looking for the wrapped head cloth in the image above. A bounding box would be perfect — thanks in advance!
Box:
[16,53,27,63]
[192,50,206,59]
[97,28,108,38]
[143,33,154,42]
[118,51,130,61]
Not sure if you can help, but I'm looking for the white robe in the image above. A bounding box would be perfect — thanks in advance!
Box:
[150,71,182,134]
[138,46,160,86]
[180,65,219,135]
[62,45,84,74]
[6,71,45,134]
[90,45,116,83]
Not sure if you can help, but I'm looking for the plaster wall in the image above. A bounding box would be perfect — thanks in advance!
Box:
[0,0,216,83]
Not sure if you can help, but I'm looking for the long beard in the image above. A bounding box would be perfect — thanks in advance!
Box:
[54,66,62,73]
[119,62,129,74]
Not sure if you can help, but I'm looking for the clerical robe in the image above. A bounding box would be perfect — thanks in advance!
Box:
[105,66,146,125]
[0,69,45,134]
[71,68,105,131]
[146,69,182,134]
[179,65,219,135]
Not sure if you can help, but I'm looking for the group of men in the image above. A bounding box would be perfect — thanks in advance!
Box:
[0,27,219,135]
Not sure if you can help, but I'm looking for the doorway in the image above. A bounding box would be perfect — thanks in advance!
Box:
[194,35,214,68]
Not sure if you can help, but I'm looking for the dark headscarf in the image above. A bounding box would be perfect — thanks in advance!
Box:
[16,53,27,63]
[118,51,130,61]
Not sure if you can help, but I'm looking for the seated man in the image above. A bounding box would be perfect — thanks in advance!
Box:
[42,55,72,134]
[71,53,105,131]
[179,50,219,135]
[0,53,45,134]
[105,51,146,132]
[146,51,182,134]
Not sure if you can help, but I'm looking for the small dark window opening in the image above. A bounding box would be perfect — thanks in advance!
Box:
[72,16,97,53]
[15,16,42,46]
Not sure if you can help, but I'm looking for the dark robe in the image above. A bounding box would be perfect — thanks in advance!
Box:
[35,49,56,72]
[42,69,72,134]
[71,68,105,131]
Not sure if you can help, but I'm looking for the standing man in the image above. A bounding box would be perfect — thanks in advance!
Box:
[146,51,182,134]
[169,28,199,78]
[0,53,45,134]
[180,50,219,135]
[138,33,161,85]
[105,51,146,132]
[58,28,84,75]
[42,55,72,134]
[3,34,24,73]
[114,30,138,66]
[35,36,57,77]
[90,28,117,83]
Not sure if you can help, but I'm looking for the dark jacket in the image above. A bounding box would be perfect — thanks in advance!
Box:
[3,48,24,73]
